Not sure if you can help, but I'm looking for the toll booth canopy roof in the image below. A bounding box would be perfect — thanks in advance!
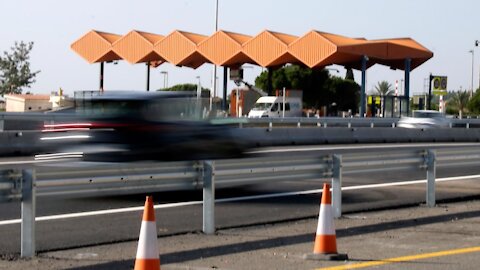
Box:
[71,29,433,71]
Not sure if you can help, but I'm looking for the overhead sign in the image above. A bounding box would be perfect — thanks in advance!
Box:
[367,96,381,105]
[432,76,447,95]
[230,68,244,81]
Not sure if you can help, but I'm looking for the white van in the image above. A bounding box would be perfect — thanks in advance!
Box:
[248,96,302,118]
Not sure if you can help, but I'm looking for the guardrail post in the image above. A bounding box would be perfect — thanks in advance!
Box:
[331,155,342,218]
[202,161,215,234]
[21,168,36,258]
[425,150,436,207]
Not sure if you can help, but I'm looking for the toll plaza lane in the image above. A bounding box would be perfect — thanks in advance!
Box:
[1,198,479,269]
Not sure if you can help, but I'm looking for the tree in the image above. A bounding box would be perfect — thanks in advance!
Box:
[448,90,470,118]
[325,76,360,114]
[0,41,40,95]
[467,88,480,115]
[373,80,394,96]
[254,64,359,113]
[158,83,210,97]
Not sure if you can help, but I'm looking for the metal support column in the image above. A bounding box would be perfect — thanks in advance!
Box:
[360,56,368,117]
[146,63,150,91]
[404,58,411,115]
[428,73,433,110]
[202,161,215,234]
[21,169,36,258]
[425,150,436,207]
[99,62,104,91]
[223,67,228,111]
[331,155,342,218]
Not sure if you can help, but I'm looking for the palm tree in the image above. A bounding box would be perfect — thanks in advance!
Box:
[448,90,470,118]
[373,81,394,96]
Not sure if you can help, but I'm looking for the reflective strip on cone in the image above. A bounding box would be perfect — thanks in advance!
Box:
[316,204,336,235]
[136,222,159,260]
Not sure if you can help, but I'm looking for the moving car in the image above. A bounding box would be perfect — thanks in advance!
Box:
[397,110,450,129]
[37,91,247,162]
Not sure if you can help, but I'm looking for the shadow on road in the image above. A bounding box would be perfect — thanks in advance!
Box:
[64,209,480,269]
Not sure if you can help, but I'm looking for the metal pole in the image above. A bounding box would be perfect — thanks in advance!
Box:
[21,169,36,258]
[331,155,342,218]
[428,73,433,110]
[203,161,215,234]
[470,50,474,97]
[210,0,219,111]
[282,87,286,118]
[360,56,368,117]
[404,58,411,115]
[425,150,436,207]
[99,62,104,92]
[146,63,150,91]
[236,89,240,117]
[223,67,228,111]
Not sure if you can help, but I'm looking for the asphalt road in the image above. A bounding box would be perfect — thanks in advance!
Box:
[0,163,479,256]
[2,196,480,269]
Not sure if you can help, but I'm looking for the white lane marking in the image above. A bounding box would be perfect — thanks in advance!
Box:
[40,135,90,140]
[34,152,84,160]
[1,174,479,226]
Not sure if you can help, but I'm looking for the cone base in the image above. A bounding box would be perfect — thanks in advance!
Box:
[304,252,348,261]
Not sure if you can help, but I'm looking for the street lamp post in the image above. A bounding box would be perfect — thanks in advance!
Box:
[210,0,219,111]
[196,76,201,98]
[476,40,480,94]
[160,71,168,89]
[469,49,474,97]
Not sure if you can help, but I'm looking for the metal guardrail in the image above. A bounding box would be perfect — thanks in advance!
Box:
[243,116,480,129]
[2,143,480,257]
[3,112,480,131]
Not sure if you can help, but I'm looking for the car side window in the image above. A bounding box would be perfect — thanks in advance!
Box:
[271,103,279,112]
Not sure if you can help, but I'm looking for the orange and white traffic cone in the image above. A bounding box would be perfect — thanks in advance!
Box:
[305,183,348,261]
[134,196,161,270]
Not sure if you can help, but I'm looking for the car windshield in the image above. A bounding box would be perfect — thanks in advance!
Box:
[251,102,273,111]
[76,97,210,122]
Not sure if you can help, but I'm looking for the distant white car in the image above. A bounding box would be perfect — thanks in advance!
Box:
[397,110,450,129]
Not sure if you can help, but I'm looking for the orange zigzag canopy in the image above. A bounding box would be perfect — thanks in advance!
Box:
[71,29,433,71]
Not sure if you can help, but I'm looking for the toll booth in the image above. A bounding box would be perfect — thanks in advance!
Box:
[230,88,261,117]
[368,95,409,117]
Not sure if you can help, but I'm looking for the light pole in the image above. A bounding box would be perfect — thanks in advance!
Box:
[476,40,480,94]
[160,71,168,89]
[196,76,201,98]
[210,0,219,111]
[469,49,474,97]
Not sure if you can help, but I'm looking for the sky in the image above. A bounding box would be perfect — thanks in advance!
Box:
[1,0,479,99]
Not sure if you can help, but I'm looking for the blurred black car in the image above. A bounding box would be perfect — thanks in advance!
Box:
[37,91,246,162]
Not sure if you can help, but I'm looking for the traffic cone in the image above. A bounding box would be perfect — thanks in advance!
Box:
[134,196,161,270]
[305,183,348,261]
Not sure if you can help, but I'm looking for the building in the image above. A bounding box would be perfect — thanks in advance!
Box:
[4,94,52,112]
